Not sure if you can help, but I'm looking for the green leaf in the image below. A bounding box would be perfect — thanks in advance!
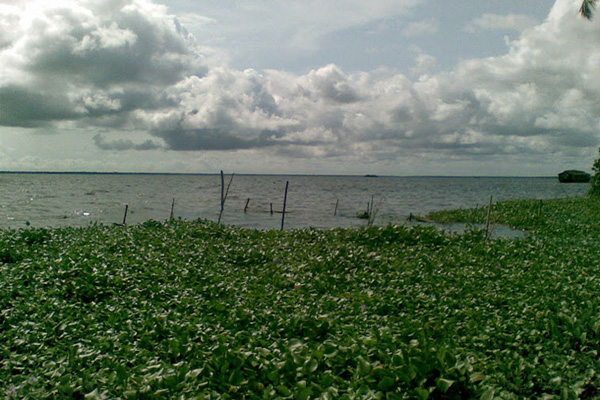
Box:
[277,385,292,397]
[436,378,454,393]
[306,357,319,373]
[296,387,312,400]
[289,339,303,352]
[470,372,484,383]
[414,387,429,400]
[267,369,280,383]
[229,368,243,386]
[377,376,395,391]
[185,368,204,380]
[357,357,372,377]
[480,388,495,400]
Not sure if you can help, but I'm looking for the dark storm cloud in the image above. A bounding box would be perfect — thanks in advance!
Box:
[151,128,281,150]
[93,134,162,150]
[0,85,82,127]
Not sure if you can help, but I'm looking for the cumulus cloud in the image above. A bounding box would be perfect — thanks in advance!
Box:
[0,0,204,127]
[1,0,600,167]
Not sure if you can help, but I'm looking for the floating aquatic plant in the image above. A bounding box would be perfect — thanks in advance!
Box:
[1,197,600,398]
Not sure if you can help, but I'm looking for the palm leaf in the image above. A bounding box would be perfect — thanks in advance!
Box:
[580,0,598,20]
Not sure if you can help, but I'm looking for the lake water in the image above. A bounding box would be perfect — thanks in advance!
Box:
[0,173,589,230]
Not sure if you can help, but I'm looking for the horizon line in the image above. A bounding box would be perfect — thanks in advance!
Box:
[0,170,562,179]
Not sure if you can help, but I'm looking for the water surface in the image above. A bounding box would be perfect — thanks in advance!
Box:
[0,173,588,230]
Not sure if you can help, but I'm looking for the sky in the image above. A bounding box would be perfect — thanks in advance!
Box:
[1,0,599,176]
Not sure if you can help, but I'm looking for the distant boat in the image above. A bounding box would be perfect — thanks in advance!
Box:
[558,170,591,183]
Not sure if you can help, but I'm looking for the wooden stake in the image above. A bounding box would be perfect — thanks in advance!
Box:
[280,181,289,231]
[217,170,235,225]
[270,202,273,215]
[218,170,225,224]
[170,198,175,220]
[244,198,250,213]
[122,204,129,226]
[334,199,339,216]
[485,195,493,240]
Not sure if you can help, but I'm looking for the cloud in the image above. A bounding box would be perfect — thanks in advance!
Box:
[184,0,425,54]
[410,49,438,75]
[2,0,600,168]
[402,18,439,37]
[93,134,162,150]
[0,0,205,127]
[466,13,539,33]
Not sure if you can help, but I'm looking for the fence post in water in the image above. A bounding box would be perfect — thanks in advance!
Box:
[334,199,339,216]
[244,198,250,213]
[217,170,235,225]
[270,202,273,215]
[170,198,175,220]
[280,181,289,231]
[122,204,129,226]
[485,195,493,240]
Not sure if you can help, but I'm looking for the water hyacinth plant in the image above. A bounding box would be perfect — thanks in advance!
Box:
[1,196,600,398]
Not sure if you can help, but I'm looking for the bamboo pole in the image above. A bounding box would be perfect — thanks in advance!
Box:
[280,181,289,231]
[244,198,250,213]
[170,198,175,220]
[270,202,273,215]
[217,170,234,225]
[334,199,339,216]
[485,195,493,240]
[122,204,129,226]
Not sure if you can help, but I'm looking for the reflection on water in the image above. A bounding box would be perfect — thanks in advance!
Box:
[0,173,589,230]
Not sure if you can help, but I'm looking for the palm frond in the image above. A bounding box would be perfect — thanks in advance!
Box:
[580,0,598,20]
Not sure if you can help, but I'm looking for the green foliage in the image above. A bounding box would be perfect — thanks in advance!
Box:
[1,200,600,398]
[589,148,600,196]
[581,0,597,20]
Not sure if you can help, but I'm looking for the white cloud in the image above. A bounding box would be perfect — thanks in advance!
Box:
[410,48,438,76]
[402,18,439,37]
[184,0,424,54]
[1,0,600,173]
[466,13,539,33]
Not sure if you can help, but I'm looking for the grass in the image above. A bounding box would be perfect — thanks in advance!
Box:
[1,196,600,399]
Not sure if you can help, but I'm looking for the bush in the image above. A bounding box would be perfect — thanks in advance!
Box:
[589,147,600,196]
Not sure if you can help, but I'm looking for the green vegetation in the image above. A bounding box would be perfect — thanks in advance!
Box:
[589,149,600,196]
[2,196,600,399]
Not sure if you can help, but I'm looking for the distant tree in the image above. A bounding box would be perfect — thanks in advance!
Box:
[589,148,600,196]
[581,0,598,19]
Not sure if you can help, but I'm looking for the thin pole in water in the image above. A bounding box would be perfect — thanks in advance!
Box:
[334,199,339,216]
[170,198,175,220]
[244,198,250,213]
[122,204,129,226]
[281,181,289,231]
[217,170,235,225]
[485,195,493,240]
